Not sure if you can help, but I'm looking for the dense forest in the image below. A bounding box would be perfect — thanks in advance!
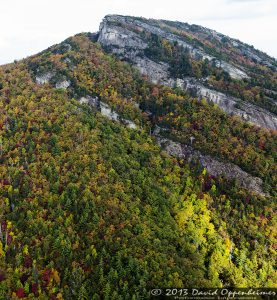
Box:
[0,32,276,299]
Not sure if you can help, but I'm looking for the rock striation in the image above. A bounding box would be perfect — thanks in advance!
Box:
[97,15,277,131]
[182,78,277,130]
[156,135,266,196]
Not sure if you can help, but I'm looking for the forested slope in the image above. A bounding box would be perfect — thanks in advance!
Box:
[0,33,276,299]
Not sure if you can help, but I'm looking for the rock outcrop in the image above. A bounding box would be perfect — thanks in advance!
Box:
[98,15,249,80]
[97,15,277,131]
[98,15,248,79]
[55,80,71,89]
[156,135,266,196]
[182,78,277,130]
[35,72,53,85]
[78,95,137,129]
[35,72,71,90]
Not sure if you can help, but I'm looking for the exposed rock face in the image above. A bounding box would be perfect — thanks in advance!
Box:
[35,72,71,90]
[78,96,137,129]
[100,101,120,121]
[98,15,249,80]
[97,15,277,131]
[98,18,147,52]
[55,80,71,89]
[182,78,277,130]
[123,119,137,129]
[135,57,172,85]
[79,95,100,107]
[35,72,53,85]
[219,61,248,80]
[156,136,266,196]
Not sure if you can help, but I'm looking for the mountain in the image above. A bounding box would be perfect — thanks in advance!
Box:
[0,15,276,299]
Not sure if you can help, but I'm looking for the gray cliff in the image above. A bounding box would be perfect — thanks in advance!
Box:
[155,134,266,197]
[97,15,277,131]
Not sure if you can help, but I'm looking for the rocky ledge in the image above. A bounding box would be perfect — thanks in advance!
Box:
[79,95,137,129]
[156,135,266,197]
[97,15,277,131]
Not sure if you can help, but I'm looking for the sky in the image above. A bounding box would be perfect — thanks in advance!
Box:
[0,0,276,65]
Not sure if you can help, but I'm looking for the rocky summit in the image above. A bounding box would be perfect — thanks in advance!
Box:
[98,15,277,130]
